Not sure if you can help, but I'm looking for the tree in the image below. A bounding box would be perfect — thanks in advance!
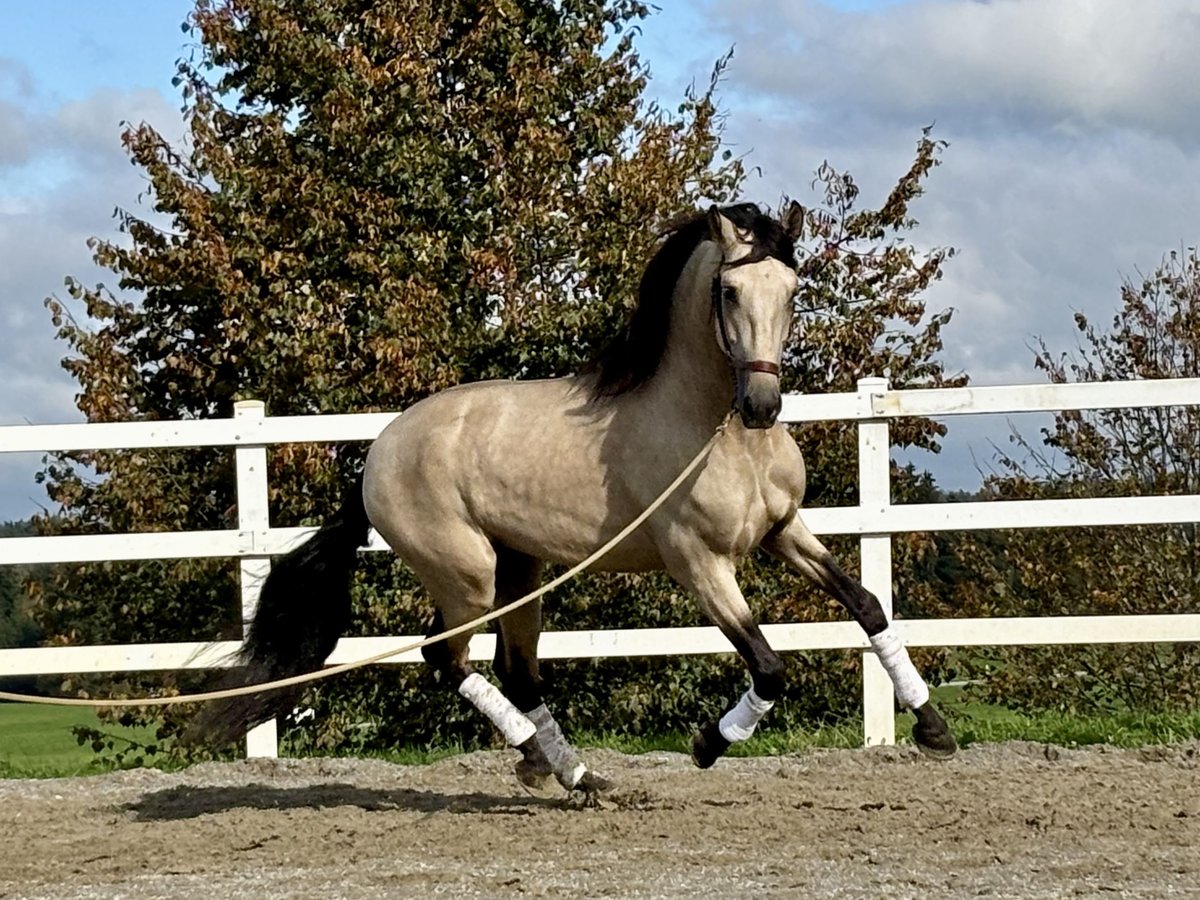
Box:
[37,2,739,621]
[32,0,737,736]
[1,521,40,694]
[35,1,967,753]
[953,247,1200,713]
[0,562,36,650]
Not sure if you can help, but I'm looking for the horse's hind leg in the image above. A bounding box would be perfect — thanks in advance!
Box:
[492,547,610,794]
[762,513,957,758]
[664,548,786,768]
[490,548,546,716]
[407,535,550,774]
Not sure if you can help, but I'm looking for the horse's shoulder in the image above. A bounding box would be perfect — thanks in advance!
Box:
[751,428,806,515]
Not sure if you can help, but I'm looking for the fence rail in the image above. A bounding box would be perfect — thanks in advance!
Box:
[3,376,1199,755]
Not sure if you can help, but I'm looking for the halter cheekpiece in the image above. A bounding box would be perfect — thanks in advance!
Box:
[710,253,782,377]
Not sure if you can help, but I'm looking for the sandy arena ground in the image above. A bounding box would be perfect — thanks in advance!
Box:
[1,742,1197,899]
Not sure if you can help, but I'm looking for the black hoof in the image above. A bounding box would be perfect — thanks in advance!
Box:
[691,720,731,769]
[515,737,554,789]
[515,759,553,791]
[575,770,614,794]
[912,703,958,759]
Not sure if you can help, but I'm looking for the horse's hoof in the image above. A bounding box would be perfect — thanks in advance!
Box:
[575,770,614,795]
[691,720,731,769]
[514,736,554,790]
[912,703,958,759]
[515,758,554,791]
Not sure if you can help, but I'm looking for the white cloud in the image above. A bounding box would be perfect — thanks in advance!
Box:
[0,75,183,519]
[0,99,37,167]
[54,87,177,169]
[659,0,1200,486]
[915,127,1197,374]
[719,112,1200,384]
[716,0,1200,145]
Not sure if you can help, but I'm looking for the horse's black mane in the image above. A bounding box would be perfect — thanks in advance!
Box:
[587,203,796,398]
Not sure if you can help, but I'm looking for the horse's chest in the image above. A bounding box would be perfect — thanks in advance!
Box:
[681,443,803,557]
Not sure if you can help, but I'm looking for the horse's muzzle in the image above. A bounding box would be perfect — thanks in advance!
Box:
[736,373,782,429]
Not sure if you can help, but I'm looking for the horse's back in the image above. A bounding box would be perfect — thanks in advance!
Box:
[362,376,651,568]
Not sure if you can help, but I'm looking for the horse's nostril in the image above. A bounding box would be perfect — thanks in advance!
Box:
[740,404,779,430]
[740,386,781,429]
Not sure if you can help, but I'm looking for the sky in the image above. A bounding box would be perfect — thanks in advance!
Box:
[2,0,1199,521]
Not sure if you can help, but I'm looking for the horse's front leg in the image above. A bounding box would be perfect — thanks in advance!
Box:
[665,550,786,768]
[762,512,957,758]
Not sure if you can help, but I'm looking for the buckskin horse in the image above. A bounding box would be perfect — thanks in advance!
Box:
[193,202,957,793]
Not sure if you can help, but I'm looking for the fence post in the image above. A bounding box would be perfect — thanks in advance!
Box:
[234,400,278,759]
[856,377,895,747]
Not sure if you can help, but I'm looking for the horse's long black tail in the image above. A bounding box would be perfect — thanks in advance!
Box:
[186,474,371,746]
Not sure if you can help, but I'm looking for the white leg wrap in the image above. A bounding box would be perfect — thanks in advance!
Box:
[457,673,537,747]
[527,704,587,790]
[718,686,774,743]
[870,626,930,710]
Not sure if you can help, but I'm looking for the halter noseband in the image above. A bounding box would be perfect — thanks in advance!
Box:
[710,254,782,378]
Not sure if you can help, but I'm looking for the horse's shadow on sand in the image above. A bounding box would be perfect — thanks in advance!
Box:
[126,783,558,822]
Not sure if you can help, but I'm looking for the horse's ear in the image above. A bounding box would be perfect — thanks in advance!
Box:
[781,200,805,241]
[707,205,740,255]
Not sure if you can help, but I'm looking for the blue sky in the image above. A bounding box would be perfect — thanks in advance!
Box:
[2,3,191,99]
[3,0,1200,521]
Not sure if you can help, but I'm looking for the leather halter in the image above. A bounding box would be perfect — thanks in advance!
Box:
[710,254,782,377]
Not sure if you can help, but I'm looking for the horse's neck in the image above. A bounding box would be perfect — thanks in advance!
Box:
[640,245,734,428]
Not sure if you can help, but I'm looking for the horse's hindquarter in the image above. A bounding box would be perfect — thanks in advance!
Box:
[363,377,663,571]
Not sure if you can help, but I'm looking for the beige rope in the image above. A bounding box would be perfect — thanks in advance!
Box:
[0,415,732,709]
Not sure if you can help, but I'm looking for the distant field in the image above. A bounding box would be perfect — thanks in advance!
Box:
[0,703,161,778]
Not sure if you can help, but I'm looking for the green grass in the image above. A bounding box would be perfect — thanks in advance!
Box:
[4,691,1199,778]
[575,719,865,758]
[0,703,162,778]
[927,683,1200,748]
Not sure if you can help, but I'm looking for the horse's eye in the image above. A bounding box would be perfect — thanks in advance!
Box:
[722,285,738,305]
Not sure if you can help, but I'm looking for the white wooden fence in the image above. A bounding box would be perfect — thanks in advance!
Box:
[2,377,1199,756]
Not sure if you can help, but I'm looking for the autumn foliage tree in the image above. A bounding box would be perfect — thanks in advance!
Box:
[953,247,1200,713]
[37,0,741,642]
[34,0,967,752]
[0,523,39,658]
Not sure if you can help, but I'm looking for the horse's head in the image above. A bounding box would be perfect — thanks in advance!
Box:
[707,202,804,429]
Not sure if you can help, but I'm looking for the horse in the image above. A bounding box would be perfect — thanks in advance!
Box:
[192,202,957,793]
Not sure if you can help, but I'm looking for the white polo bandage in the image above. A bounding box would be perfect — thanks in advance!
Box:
[869,626,930,710]
[718,686,774,743]
[458,673,537,747]
[527,704,587,789]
